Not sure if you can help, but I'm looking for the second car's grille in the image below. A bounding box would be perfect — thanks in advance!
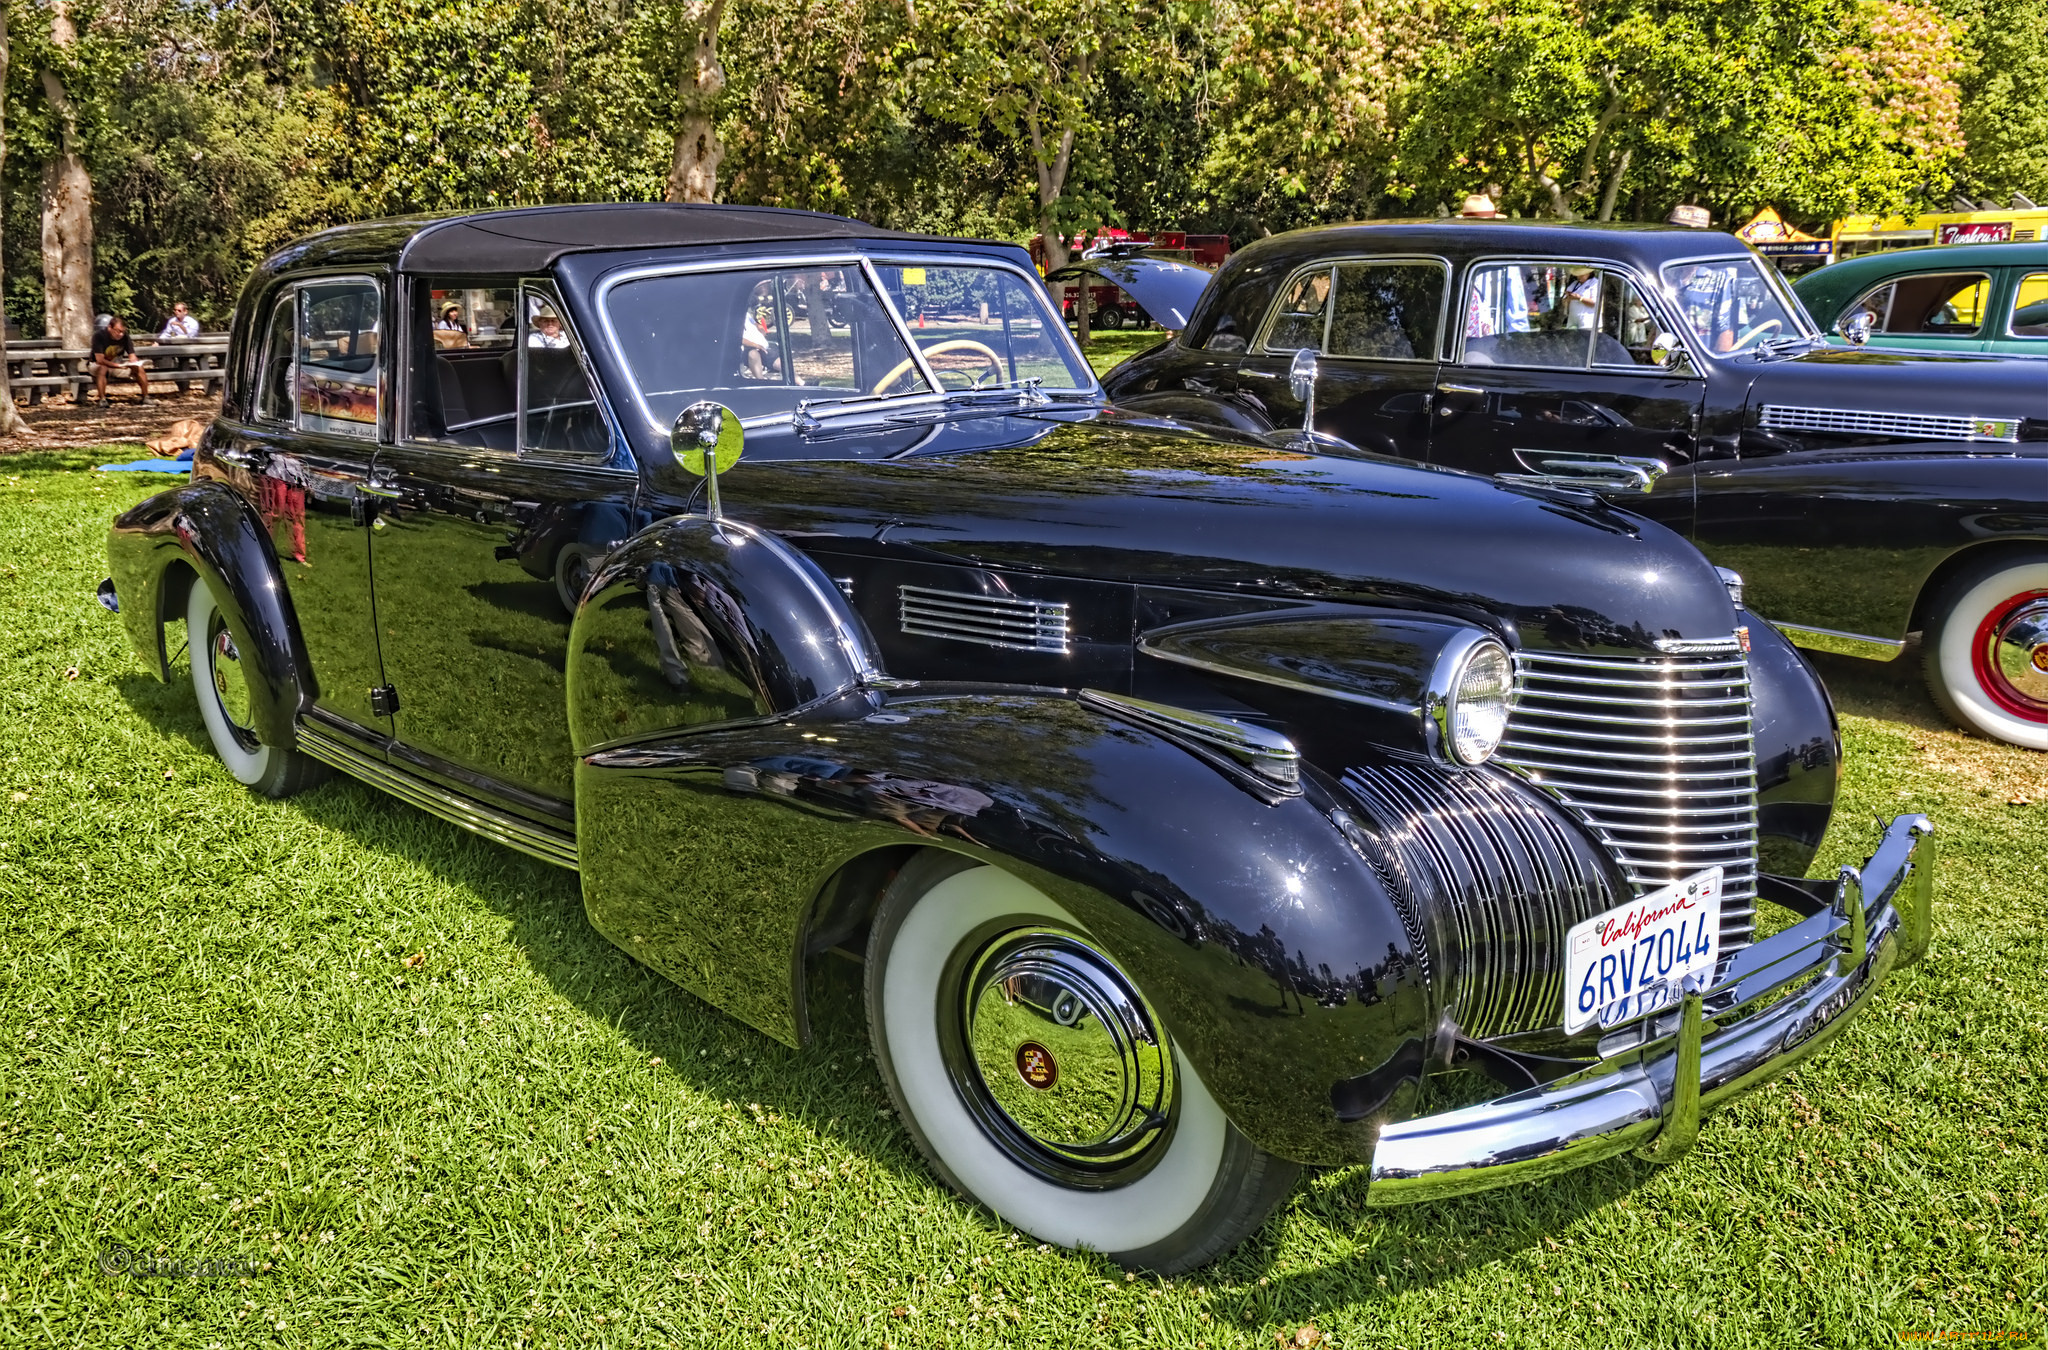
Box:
[1759,404,2018,444]
[1497,645,1760,956]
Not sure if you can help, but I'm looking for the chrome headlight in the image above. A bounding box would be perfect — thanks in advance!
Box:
[1431,635,1516,766]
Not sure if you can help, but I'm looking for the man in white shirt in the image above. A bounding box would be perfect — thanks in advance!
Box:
[159,302,199,339]
[528,307,571,349]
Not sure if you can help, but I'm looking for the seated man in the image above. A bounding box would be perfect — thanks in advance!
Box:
[528,306,571,349]
[91,317,151,408]
[158,302,199,339]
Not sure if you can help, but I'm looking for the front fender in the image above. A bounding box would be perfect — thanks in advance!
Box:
[1745,609,1840,878]
[108,480,309,746]
[574,688,1435,1165]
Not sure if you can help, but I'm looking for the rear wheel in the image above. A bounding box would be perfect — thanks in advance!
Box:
[864,852,1298,1272]
[1094,305,1126,331]
[186,579,329,796]
[1922,551,2048,749]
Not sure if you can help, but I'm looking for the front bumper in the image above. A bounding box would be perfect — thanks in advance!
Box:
[1367,813,1935,1205]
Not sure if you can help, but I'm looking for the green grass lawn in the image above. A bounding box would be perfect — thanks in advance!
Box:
[2,455,2044,1348]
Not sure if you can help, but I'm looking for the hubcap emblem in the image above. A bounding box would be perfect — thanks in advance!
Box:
[1014,1042,1057,1090]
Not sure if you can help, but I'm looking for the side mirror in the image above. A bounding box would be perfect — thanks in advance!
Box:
[1840,314,1872,346]
[1288,347,1320,402]
[1287,347,1320,444]
[1649,333,1688,370]
[672,401,743,517]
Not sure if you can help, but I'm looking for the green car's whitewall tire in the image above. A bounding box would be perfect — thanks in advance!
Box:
[864,852,1298,1272]
[186,578,328,797]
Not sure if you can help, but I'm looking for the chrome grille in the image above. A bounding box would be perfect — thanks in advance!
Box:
[1498,646,1759,957]
[1341,763,1620,1038]
[898,585,1070,653]
[1759,404,2018,444]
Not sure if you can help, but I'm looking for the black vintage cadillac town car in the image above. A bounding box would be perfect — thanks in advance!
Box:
[101,205,1934,1272]
[1097,221,2048,750]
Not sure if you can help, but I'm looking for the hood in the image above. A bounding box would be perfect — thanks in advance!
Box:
[1744,346,2048,431]
[715,409,1741,656]
[1046,256,1213,330]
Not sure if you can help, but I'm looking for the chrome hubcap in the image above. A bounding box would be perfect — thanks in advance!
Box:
[1978,594,2048,718]
[958,929,1174,1174]
[209,617,257,739]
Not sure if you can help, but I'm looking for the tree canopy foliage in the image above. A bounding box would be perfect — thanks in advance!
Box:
[0,0,2030,333]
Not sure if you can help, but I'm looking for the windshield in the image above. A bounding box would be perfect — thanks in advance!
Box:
[605,264,933,425]
[1661,257,1813,355]
[871,264,1093,391]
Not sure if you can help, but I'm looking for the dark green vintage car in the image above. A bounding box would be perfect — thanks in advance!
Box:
[1793,242,2048,357]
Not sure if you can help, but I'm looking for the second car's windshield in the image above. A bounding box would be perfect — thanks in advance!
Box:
[871,264,1093,392]
[1661,257,1812,354]
[605,265,933,425]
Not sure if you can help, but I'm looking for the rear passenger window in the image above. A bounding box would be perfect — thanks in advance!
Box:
[1327,261,1445,360]
[296,279,383,438]
[2008,272,2048,338]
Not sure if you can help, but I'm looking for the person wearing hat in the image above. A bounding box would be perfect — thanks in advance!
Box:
[527,305,570,349]
[1458,193,1500,218]
[435,302,467,333]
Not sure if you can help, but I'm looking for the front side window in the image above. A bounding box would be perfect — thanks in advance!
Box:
[295,280,383,438]
[409,279,606,455]
[606,265,931,424]
[1845,272,1993,337]
[1327,261,1445,360]
[871,264,1091,391]
[1460,262,1603,368]
[1660,257,1806,354]
[2010,272,2048,338]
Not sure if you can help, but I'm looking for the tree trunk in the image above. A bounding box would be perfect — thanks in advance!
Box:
[40,3,92,352]
[1596,147,1632,222]
[665,0,728,203]
[1023,48,1089,277]
[0,8,30,435]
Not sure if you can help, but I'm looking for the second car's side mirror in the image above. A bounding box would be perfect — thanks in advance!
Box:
[1841,314,1872,346]
[1649,333,1690,370]
[673,401,744,518]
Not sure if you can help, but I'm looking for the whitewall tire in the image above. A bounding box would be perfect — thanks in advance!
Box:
[186,579,328,797]
[864,852,1298,1272]
[1923,553,2048,750]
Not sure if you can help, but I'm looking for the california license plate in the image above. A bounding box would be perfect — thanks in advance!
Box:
[1564,867,1723,1034]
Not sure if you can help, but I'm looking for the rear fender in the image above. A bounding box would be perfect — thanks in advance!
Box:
[107,480,309,745]
[574,690,1437,1165]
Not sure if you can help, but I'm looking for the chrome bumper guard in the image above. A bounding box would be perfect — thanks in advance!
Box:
[1367,814,1934,1205]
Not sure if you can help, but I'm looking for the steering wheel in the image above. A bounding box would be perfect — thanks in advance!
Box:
[872,339,1006,395]
[1730,318,1782,350]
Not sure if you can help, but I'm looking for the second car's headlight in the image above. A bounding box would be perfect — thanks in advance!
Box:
[1437,637,1516,766]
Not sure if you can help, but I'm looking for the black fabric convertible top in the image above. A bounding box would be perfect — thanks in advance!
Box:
[395,203,922,274]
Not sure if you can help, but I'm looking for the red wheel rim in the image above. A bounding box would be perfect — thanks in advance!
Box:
[1970,588,2048,722]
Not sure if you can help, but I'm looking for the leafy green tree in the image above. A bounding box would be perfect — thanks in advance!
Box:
[1944,0,2048,201]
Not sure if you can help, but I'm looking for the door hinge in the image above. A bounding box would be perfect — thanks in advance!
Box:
[369,684,401,717]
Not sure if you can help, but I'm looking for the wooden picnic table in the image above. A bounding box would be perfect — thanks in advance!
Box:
[5,334,230,404]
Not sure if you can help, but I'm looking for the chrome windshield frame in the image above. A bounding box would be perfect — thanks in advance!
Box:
[592,249,1098,441]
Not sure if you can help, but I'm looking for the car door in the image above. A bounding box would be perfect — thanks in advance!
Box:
[365,274,641,817]
[1428,260,1706,498]
[1993,266,2048,355]
[213,275,393,744]
[1230,258,1444,459]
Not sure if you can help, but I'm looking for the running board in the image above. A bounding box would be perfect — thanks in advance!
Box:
[296,720,579,871]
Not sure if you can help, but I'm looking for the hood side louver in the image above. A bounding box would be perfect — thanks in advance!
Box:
[898,584,1071,654]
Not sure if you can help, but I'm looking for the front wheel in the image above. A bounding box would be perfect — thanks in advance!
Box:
[864,853,1298,1272]
[186,578,329,796]
[1922,551,2048,749]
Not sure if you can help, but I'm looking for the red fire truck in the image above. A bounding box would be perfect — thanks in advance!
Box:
[1031,229,1230,331]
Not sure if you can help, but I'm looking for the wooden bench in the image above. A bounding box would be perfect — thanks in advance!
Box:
[6,336,230,403]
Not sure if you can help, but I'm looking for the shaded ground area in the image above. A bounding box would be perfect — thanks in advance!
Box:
[0,387,220,454]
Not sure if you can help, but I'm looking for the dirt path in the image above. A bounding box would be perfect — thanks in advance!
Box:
[0,388,220,454]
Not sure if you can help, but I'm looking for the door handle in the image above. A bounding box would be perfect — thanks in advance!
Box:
[1435,383,1485,396]
[1235,368,1281,379]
